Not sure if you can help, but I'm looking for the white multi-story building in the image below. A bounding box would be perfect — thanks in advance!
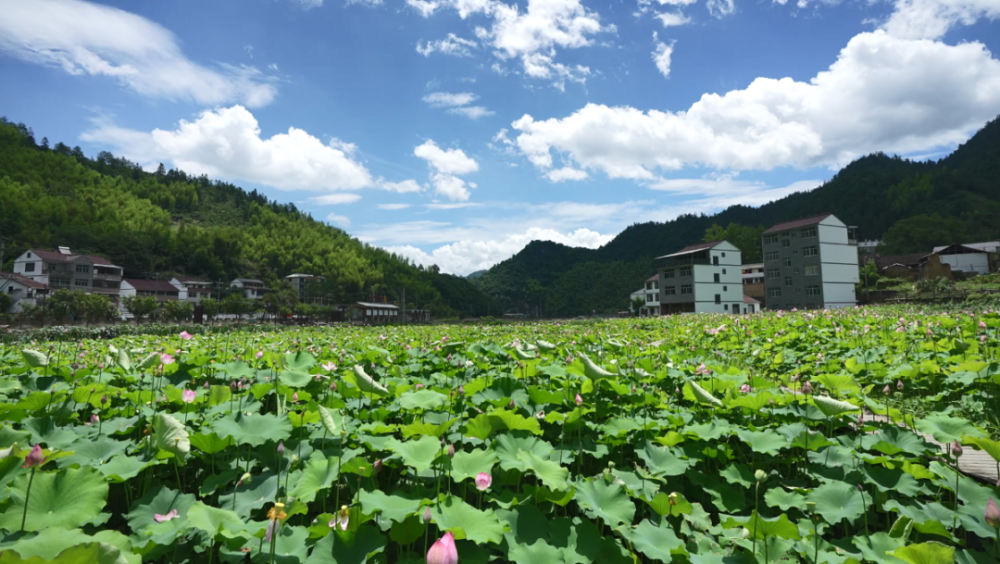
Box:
[169,277,213,303]
[629,273,659,316]
[286,273,327,303]
[762,213,859,310]
[231,278,267,299]
[657,241,745,314]
[12,247,122,299]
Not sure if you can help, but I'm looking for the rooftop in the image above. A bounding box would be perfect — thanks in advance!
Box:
[124,278,180,293]
[743,295,761,304]
[763,213,833,234]
[0,272,48,289]
[656,240,725,259]
[28,248,117,266]
[173,276,209,284]
[645,273,659,282]
[356,301,400,309]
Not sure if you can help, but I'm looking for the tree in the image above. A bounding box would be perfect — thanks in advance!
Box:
[162,299,194,323]
[630,296,645,315]
[0,292,12,318]
[201,298,222,324]
[262,282,298,322]
[80,293,116,325]
[703,223,767,263]
[47,290,85,323]
[121,295,159,324]
[879,214,967,254]
[223,293,253,323]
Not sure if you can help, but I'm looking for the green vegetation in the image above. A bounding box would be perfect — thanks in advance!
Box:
[0,118,498,318]
[0,309,999,562]
[476,116,1000,315]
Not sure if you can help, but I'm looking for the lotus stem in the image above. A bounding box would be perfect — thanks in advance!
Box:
[20,467,36,532]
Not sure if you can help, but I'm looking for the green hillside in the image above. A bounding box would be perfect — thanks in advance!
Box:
[0,117,499,318]
[476,116,1000,316]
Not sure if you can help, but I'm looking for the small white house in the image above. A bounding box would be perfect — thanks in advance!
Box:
[931,244,992,277]
[169,277,212,303]
[657,241,745,314]
[231,278,267,299]
[0,272,50,313]
[629,274,660,316]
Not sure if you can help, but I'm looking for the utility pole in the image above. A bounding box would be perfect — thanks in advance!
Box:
[401,287,406,325]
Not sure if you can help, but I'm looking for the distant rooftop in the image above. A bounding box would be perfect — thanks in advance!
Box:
[656,240,725,260]
[763,213,833,234]
[124,278,179,293]
[0,272,48,289]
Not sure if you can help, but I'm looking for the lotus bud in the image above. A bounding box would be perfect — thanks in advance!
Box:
[91,414,99,424]
[668,492,678,506]
[423,507,432,523]
[426,532,459,564]
[448,444,455,458]
[742,528,750,539]
[896,380,904,390]
[240,472,252,484]
[475,472,492,491]
[987,499,1000,528]
[373,459,383,475]
[277,441,285,455]
[23,444,44,469]
[575,393,583,406]
[883,385,891,395]
[754,470,766,482]
[509,399,515,408]
[330,381,337,392]
[101,394,108,404]
[952,441,963,457]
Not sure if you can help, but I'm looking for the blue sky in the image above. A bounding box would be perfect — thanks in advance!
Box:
[1,0,999,274]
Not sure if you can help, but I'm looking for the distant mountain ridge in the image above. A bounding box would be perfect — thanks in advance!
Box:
[474,116,1000,316]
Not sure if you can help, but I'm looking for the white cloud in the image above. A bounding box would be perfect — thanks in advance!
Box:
[656,12,692,26]
[415,0,610,88]
[706,0,736,17]
[82,105,374,192]
[510,30,1000,178]
[883,0,1000,39]
[378,179,423,193]
[545,167,588,182]
[293,0,324,8]
[639,0,698,6]
[652,41,674,77]
[310,193,362,205]
[378,203,412,210]
[0,0,277,107]
[326,213,352,227]
[448,106,496,119]
[423,92,478,107]
[416,33,478,56]
[431,173,472,201]
[426,202,482,209]
[384,227,613,274]
[414,140,480,175]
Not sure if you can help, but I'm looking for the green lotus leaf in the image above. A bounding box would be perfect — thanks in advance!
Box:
[283,351,316,371]
[764,488,809,511]
[350,365,389,396]
[513,347,535,360]
[430,496,505,544]
[385,435,443,472]
[723,511,801,540]
[0,467,109,532]
[507,538,564,564]
[58,436,129,467]
[498,503,549,545]
[303,527,387,564]
[186,501,244,536]
[636,441,695,476]
[806,481,870,525]
[450,448,497,483]
[153,413,189,463]
[683,420,734,440]
[915,414,984,444]
[137,352,161,371]
[317,405,340,436]
[189,432,231,454]
[536,340,558,351]
[213,412,292,447]
[116,348,131,372]
[496,434,553,472]
[0,527,137,564]
[21,350,48,368]
[736,428,786,455]
[573,479,635,528]
[398,389,449,410]
[852,532,907,564]
[488,409,543,435]
[219,472,278,518]
[126,486,196,533]
[862,426,934,456]
[359,489,422,524]
[389,514,426,545]
[290,454,344,503]
[97,455,154,482]
[687,381,723,407]
[863,464,923,497]
[580,353,615,380]
[812,395,860,418]
[279,370,312,388]
[890,542,956,564]
[646,491,693,517]
[517,451,569,491]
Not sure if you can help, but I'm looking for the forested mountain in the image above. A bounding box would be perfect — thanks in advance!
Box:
[0,118,499,318]
[476,116,1000,316]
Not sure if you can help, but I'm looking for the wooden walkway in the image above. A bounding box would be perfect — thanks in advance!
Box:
[864,412,998,484]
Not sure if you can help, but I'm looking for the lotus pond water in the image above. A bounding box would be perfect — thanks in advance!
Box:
[1,308,1000,563]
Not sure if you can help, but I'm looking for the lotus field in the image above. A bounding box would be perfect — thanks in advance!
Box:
[2,309,1000,564]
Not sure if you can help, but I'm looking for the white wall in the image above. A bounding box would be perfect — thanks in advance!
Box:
[819,243,858,267]
[823,283,856,308]
[940,253,989,276]
[821,262,860,284]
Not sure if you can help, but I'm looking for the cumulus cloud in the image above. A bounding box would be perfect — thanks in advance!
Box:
[384,227,614,274]
[0,0,277,107]
[652,41,674,77]
[656,12,692,26]
[883,0,1000,39]
[545,167,588,182]
[82,105,374,192]
[416,33,478,56]
[706,0,736,17]
[510,30,1000,179]
[414,140,480,175]
[293,0,324,8]
[422,92,495,119]
[310,193,362,205]
[430,173,473,201]
[413,0,610,88]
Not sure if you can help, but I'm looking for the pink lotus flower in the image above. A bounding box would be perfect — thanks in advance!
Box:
[91,414,100,424]
[329,505,350,531]
[979,321,987,329]
[322,362,337,371]
[896,380,904,390]
[154,509,179,523]
[986,498,1000,528]
[884,385,891,395]
[23,444,44,469]
[427,531,459,564]
[423,507,432,523]
[739,384,751,394]
[575,393,583,406]
[161,353,174,365]
[265,519,279,541]
[475,472,492,491]
[256,351,264,359]
[179,331,193,340]
[801,381,812,394]
[182,390,197,403]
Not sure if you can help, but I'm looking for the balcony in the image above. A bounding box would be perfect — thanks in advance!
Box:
[659,256,709,267]
[93,272,121,281]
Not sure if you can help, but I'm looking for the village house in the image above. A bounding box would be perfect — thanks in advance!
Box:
[657,240,745,314]
[629,273,660,316]
[12,247,122,298]
[231,278,267,299]
[169,276,212,303]
[762,213,859,310]
[0,272,50,313]
[286,273,327,304]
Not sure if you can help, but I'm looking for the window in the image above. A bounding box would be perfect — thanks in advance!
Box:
[802,227,817,238]
[805,265,819,276]
[765,251,779,261]
[722,252,726,257]
[713,256,719,265]
[664,286,676,295]
[75,265,89,273]
[724,304,729,310]
[764,235,778,245]
[663,269,675,279]
[785,276,793,286]
[768,288,781,297]
[680,267,692,277]
[24,262,35,272]
[74,279,88,287]
[807,286,821,296]
[647,294,656,302]
[680,285,693,295]
[767,269,780,279]
[782,239,791,248]
[783,257,792,267]
[715,294,721,304]
[723,269,727,274]
[714,273,720,283]
[723,286,727,291]
[803,246,818,257]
